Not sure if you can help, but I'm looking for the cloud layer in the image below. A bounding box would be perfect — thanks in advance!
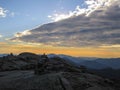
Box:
[11,0,120,47]
[48,0,117,21]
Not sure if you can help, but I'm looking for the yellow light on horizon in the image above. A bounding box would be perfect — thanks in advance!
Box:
[0,42,120,58]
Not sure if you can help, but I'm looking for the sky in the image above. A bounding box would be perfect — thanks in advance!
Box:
[0,0,120,58]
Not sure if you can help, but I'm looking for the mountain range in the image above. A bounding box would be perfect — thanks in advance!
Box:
[48,54,120,70]
[0,53,120,70]
[0,52,120,90]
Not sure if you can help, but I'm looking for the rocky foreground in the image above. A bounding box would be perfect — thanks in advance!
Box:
[0,52,119,90]
[0,70,116,90]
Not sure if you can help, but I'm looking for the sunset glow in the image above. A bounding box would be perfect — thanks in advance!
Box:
[0,0,120,58]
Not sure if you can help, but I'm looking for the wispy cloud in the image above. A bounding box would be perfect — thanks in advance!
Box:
[9,12,15,17]
[0,6,16,18]
[0,34,3,38]
[11,0,120,48]
[0,7,8,18]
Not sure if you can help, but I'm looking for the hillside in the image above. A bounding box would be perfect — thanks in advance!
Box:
[0,52,40,71]
[0,53,118,90]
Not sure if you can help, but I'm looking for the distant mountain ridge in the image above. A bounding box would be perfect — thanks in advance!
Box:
[0,54,8,57]
[48,54,120,70]
[0,53,120,71]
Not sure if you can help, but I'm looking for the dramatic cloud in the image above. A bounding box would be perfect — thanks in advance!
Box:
[0,7,7,18]
[48,0,116,21]
[11,0,120,47]
[48,5,86,22]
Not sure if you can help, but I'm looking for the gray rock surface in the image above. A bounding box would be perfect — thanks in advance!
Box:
[0,71,115,90]
[0,53,119,90]
[0,52,40,71]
